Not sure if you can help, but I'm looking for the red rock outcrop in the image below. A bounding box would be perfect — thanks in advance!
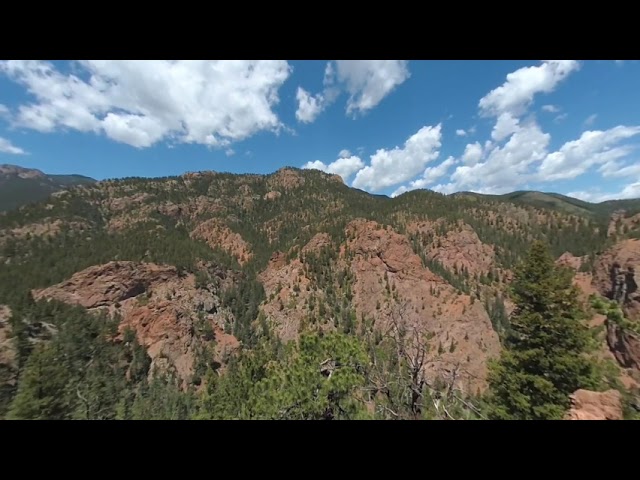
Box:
[263,191,282,201]
[259,253,316,342]
[0,218,90,245]
[191,219,253,265]
[425,223,496,276]
[565,389,623,420]
[593,239,640,321]
[267,168,305,190]
[608,211,640,237]
[33,262,238,386]
[606,321,640,371]
[301,233,332,255]
[259,220,501,394]
[556,252,585,270]
[344,220,501,394]
[554,252,597,299]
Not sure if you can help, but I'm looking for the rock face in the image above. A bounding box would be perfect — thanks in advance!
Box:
[0,218,89,245]
[263,191,282,201]
[259,220,501,394]
[345,220,501,394]
[191,219,253,265]
[425,223,496,276]
[565,389,623,420]
[554,252,597,300]
[33,262,239,386]
[556,252,584,271]
[606,320,640,371]
[593,239,640,321]
[267,168,305,191]
[608,210,640,237]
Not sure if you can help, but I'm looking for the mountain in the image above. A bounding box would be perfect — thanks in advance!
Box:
[0,164,96,213]
[451,190,640,218]
[0,167,638,419]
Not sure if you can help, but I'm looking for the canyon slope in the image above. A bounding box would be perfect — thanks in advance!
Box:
[1,166,639,419]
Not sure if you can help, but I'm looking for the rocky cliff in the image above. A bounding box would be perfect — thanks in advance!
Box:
[33,261,239,386]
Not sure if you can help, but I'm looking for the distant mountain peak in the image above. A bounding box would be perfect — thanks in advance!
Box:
[0,164,46,180]
[0,163,96,212]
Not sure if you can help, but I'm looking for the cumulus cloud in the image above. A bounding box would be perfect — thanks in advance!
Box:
[295,87,326,123]
[538,126,640,181]
[569,182,640,202]
[456,129,467,136]
[302,155,365,181]
[338,149,352,158]
[351,124,442,191]
[0,60,292,148]
[380,61,637,200]
[491,113,520,141]
[461,142,483,165]
[391,156,456,197]
[449,122,551,194]
[479,60,580,118]
[0,137,27,155]
[295,60,410,123]
[599,160,640,178]
[439,123,640,195]
[333,60,410,116]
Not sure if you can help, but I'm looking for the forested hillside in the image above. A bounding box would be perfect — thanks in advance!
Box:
[1,167,639,419]
[0,164,95,212]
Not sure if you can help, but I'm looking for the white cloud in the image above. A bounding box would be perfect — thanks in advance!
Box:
[295,60,410,123]
[599,160,640,178]
[351,124,442,191]
[334,60,410,116]
[391,156,456,197]
[583,113,598,127]
[542,104,560,113]
[456,129,467,136]
[449,122,551,194]
[0,137,27,155]
[431,183,459,194]
[461,142,483,165]
[302,155,365,181]
[225,148,235,157]
[0,104,9,119]
[569,182,640,202]
[338,149,351,158]
[440,123,640,194]
[0,60,292,148]
[383,61,636,199]
[295,87,326,124]
[479,60,580,118]
[538,126,640,181]
[491,112,520,141]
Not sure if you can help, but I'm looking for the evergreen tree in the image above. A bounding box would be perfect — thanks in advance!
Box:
[7,344,71,420]
[487,241,598,420]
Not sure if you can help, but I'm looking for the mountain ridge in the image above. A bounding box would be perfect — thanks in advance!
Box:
[1,164,639,419]
[0,163,96,213]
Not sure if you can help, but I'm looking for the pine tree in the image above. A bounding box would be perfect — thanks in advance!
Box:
[487,241,598,420]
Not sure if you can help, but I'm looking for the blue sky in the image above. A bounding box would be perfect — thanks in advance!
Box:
[0,60,638,201]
